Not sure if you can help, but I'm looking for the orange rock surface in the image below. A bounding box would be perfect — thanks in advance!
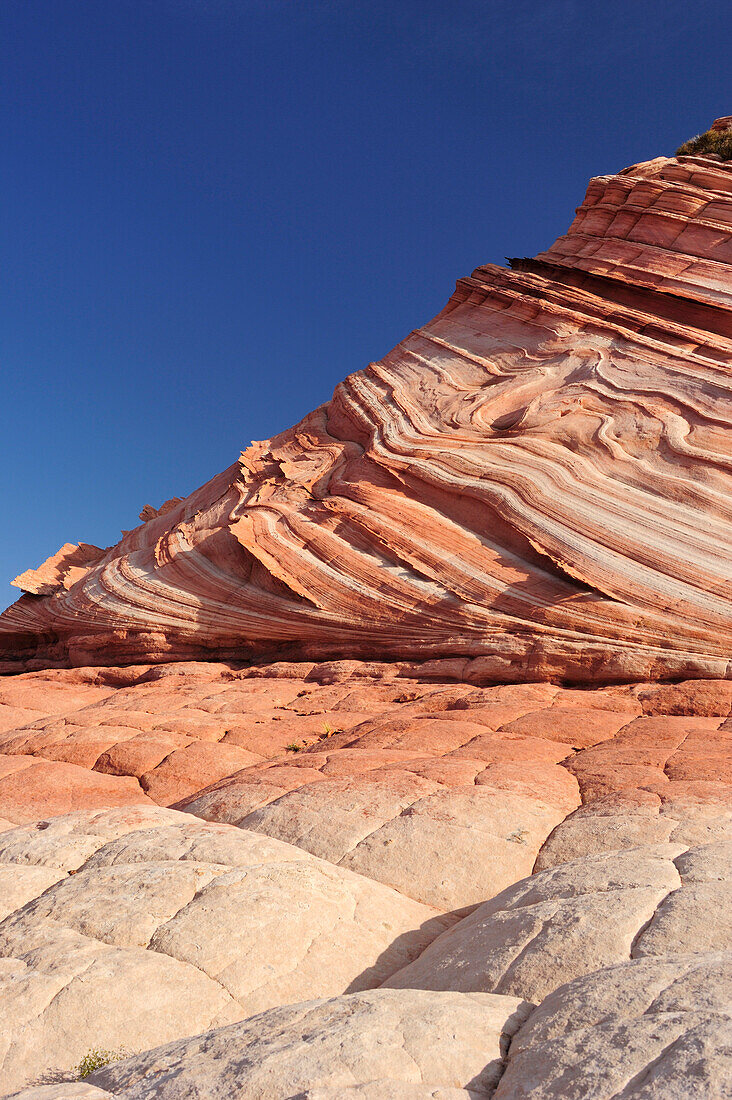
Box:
[0,660,729,911]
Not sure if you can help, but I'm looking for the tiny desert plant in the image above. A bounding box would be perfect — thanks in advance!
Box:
[76,1047,129,1079]
[317,722,341,740]
[676,127,732,161]
[285,741,303,753]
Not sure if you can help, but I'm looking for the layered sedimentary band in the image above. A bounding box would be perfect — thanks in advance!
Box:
[2,154,731,679]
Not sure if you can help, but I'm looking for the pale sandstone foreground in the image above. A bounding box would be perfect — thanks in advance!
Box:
[2,772,731,1096]
[0,808,453,1092]
[83,989,531,1099]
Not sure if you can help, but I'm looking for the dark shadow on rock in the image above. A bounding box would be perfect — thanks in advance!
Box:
[342,907,465,994]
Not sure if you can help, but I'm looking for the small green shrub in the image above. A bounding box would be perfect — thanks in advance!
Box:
[317,722,342,740]
[676,128,732,161]
[285,741,303,753]
[76,1048,129,1079]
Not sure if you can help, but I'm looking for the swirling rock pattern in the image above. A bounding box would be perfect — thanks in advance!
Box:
[2,152,732,680]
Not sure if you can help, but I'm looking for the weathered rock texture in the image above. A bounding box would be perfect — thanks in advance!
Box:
[0,668,730,1093]
[91,989,531,1099]
[2,803,730,1096]
[2,141,732,1097]
[1,661,730,912]
[3,152,731,680]
[493,952,732,1099]
[0,808,451,1092]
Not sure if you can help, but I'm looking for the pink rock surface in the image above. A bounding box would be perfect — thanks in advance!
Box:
[0,754,153,824]
[2,660,728,917]
[2,154,731,681]
[0,670,729,1090]
[0,661,729,837]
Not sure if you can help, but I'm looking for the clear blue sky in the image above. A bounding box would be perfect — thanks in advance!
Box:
[2,0,729,609]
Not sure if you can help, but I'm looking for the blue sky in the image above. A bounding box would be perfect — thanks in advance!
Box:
[2,0,730,608]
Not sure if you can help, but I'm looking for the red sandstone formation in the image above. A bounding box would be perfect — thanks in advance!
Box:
[1,135,732,1096]
[2,151,731,681]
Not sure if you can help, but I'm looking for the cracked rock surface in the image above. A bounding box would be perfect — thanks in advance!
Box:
[386,841,732,1000]
[493,951,732,1099]
[0,664,730,1095]
[88,989,532,1099]
[0,809,450,1092]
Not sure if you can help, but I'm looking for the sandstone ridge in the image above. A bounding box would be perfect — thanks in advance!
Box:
[2,147,731,680]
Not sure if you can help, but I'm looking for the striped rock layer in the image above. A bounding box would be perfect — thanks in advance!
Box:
[2,153,732,680]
